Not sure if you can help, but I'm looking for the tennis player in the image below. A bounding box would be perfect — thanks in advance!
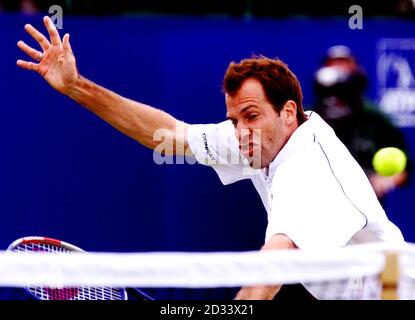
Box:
[17,16,404,300]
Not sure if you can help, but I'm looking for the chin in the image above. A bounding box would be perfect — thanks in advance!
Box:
[248,157,267,169]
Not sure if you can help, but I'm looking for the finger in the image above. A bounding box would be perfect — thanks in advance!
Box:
[17,40,43,61]
[43,16,61,46]
[62,33,73,56]
[24,24,50,51]
[16,59,39,72]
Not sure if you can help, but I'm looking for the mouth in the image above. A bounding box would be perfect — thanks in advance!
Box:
[240,143,255,158]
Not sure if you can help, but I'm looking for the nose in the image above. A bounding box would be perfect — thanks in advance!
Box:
[235,125,253,148]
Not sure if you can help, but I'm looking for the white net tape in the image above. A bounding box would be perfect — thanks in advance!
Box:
[398,245,415,300]
[0,242,414,299]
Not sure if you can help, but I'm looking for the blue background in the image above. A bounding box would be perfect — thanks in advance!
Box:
[0,14,414,299]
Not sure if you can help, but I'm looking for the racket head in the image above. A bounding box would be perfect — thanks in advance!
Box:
[7,236,128,300]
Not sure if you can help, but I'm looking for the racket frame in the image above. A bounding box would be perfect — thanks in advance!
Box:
[7,236,129,300]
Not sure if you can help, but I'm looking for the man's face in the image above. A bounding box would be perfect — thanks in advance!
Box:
[226,78,295,169]
[325,57,359,73]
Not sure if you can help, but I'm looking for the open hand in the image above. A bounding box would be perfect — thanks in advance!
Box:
[17,16,79,95]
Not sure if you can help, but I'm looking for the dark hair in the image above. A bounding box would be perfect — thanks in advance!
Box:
[223,55,307,125]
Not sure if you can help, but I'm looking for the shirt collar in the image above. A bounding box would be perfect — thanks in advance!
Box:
[264,111,323,178]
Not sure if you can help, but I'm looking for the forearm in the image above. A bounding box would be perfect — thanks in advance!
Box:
[17,18,188,154]
[234,285,281,300]
[67,76,187,152]
[234,234,296,300]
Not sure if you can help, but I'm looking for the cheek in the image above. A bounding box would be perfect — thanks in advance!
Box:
[262,127,276,145]
[262,126,283,152]
[257,116,281,150]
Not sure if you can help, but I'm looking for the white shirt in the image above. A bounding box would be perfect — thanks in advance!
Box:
[187,111,404,299]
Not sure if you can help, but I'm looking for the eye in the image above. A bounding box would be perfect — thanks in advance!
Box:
[247,114,258,120]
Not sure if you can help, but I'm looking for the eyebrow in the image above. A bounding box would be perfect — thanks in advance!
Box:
[226,105,258,119]
[240,105,257,114]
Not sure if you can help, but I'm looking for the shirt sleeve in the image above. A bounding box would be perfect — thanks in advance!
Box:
[186,120,254,185]
[265,144,368,249]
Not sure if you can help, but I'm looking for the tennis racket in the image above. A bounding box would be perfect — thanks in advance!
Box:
[7,236,129,300]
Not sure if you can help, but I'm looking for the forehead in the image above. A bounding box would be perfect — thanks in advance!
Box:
[225,78,266,109]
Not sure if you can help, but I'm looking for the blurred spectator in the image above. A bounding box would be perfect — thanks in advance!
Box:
[313,45,411,201]
[0,0,413,17]
[0,0,70,14]
[0,0,39,14]
[20,0,39,14]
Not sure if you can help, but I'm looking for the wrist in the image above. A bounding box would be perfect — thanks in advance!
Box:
[65,74,84,97]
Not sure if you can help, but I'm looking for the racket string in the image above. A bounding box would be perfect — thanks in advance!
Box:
[12,242,126,300]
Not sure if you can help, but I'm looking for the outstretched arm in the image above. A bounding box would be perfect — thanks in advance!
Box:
[17,16,189,155]
[234,234,297,300]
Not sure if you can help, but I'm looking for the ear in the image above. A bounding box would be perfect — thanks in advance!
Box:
[282,100,297,126]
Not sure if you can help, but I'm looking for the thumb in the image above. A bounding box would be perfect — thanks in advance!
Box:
[63,33,73,56]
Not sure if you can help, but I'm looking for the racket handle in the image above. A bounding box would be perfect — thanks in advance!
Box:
[127,288,155,300]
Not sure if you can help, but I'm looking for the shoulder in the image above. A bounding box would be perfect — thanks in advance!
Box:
[272,146,323,192]
[187,119,236,149]
[188,119,234,134]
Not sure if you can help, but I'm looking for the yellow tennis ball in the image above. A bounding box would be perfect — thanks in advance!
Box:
[372,147,407,177]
